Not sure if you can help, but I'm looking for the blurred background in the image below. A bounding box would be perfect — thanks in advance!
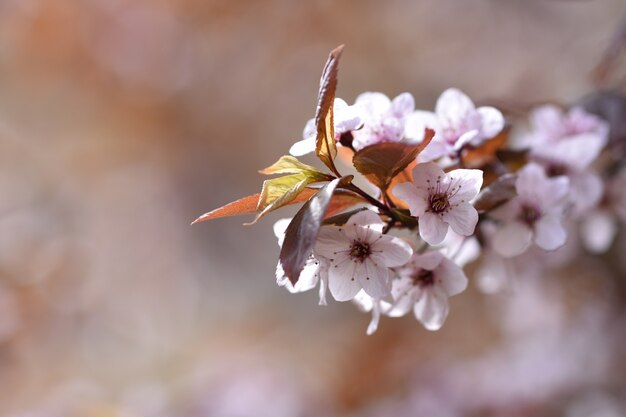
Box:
[0,0,626,416]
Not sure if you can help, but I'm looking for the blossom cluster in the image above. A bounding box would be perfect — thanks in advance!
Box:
[195,46,624,335]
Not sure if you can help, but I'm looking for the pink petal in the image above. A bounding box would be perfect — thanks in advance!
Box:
[447,168,483,202]
[435,257,468,296]
[412,161,446,185]
[357,262,390,298]
[404,110,439,142]
[492,221,533,257]
[515,163,548,200]
[410,251,444,271]
[435,88,476,124]
[328,259,362,302]
[314,227,349,259]
[580,210,617,254]
[533,213,567,251]
[391,182,428,216]
[530,105,565,139]
[370,236,413,267]
[419,212,449,245]
[443,202,479,236]
[413,287,450,331]
[289,137,316,156]
[343,210,385,241]
[477,106,505,139]
[391,92,415,116]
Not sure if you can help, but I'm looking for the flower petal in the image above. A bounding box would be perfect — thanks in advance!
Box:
[580,210,617,254]
[391,92,415,116]
[289,137,316,156]
[328,259,362,302]
[314,227,348,259]
[533,213,567,251]
[477,106,505,139]
[443,202,479,236]
[447,168,484,202]
[371,236,413,267]
[343,210,385,241]
[436,257,468,296]
[412,161,446,185]
[419,212,449,245]
[357,262,390,298]
[413,287,450,331]
[435,88,476,124]
[404,110,439,142]
[391,182,429,216]
[492,220,533,257]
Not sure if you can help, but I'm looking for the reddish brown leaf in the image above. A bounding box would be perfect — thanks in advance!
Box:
[191,189,317,225]
[315,45,344,174]
[352,129,434,191]
[474,173,517,213]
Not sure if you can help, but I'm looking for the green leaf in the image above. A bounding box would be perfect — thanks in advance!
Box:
[315,45,344,174]
[279,176,351,284]
[474,173,517,213]
[352,128,435,191]
[259,155,331,177]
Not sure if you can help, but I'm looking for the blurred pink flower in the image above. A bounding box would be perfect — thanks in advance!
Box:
[405,88,504,161]
[351,92,415,150]
[491,163,570,257]
[392,162,483,245]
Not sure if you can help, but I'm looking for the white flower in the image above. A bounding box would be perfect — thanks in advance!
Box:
[351,92,415,150]
[314,210,413,302]
[491,163,570,257]
[289,98,362,156]
[273,219,329,305]
[387,251,468,331]
[404,88,504,161]
[392,162,483,245]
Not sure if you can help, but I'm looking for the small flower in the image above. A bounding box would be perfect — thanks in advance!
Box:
[314,210,413,302]
[273,218,329,305]
[350,92,415,150]
[490,163,570,257]
[387,251,468,331]
[392,162,483,245]
[289,98,362,156]
[404,88,504,160]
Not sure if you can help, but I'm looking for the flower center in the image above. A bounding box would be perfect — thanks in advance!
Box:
[349,241,371,263]
[412,268,435,287]
[429,193,450,214]
[546,162,569,177]
[519,204,541,226]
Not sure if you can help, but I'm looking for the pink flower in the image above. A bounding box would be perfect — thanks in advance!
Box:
[521,105,609,216]
[388,251,468,331]
[350,92,415,150]
[314,210,413,302]
[289,98,362,156]
[404,88,504,161]
[392,162,483,245]
[491,163,570,257]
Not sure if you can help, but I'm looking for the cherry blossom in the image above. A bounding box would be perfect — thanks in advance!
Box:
[404,88,504,161]
[392,162,483,245]
[520,105,609,215]
[273,219,329,305]
[289,98,362,156]
[490,163,570,257]
[314,210,413,302]
[350,91,415,150]
[387,251,468,331]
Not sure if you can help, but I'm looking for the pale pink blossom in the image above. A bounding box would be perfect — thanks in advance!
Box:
[289,98,362,156]
[387,251,468,331]
[350,92,415,150]
[522,105,609,215]
[273,219,329,305]
[404,88,504,161]
[314,210,413,302]
[491,163,570,257]
[392,162,483,245]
